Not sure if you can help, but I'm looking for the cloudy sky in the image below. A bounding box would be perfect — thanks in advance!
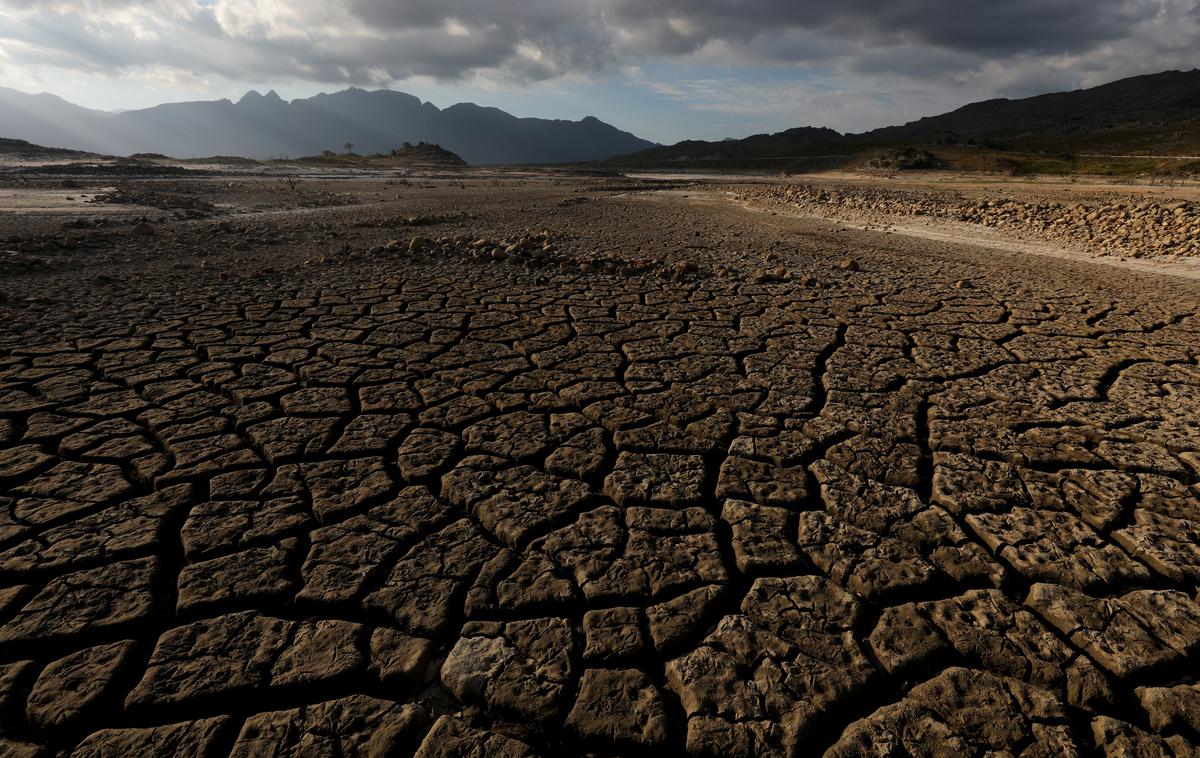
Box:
[0,0,1197,143]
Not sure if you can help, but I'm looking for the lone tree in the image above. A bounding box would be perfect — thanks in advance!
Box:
[344,142,354,155]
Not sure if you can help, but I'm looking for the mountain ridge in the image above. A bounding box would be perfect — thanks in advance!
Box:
[6,69,1200,170]
[864,68,1200,141]
[607,68,1200,170]
[0,86,655,165]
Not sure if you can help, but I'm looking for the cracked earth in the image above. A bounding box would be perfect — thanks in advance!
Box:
[2,174,1200,756]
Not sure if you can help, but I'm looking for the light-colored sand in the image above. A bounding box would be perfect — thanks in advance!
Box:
[0,188,112,214]
[650,187,1200,283]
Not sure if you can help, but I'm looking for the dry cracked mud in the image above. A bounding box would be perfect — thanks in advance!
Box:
[1,172,1200,756]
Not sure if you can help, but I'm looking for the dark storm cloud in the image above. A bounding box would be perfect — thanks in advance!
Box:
[0,0,1194,90]
[602,0,1150,58]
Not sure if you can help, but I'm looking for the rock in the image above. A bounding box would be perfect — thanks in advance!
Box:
[751,268,788,284]
[827,668,1077,756]
[583,607,647,663]
[442,457,592,549]
[1091,715,1179,757]
[299,486,455,606]
[396,428,459,480]
[1136,683,1200,735]
[1112,510,1200,583]
[666,575,874,754]
[365,519,500,635]
[72,717,233,757]
[566,669,669,748]
[838,258,859,271]
[0,660,36,723]
[270,618,366,688]
[966,507,1150,591]
[125,612,365,708]
[0,485,192,575]
[1026,583,1200,679]
[441,617,575,723]
[263,457,394,523]
[717,451,811,506]
[721,499,802,574]
[181,497,310,560]
[413,716,538,758]
[176,539,299,613]
[0,557,160,644]
[646,583,726,652]
[604,452,707,507]
[27,640,137,730]
[802,462,999,599]
[231,696,427,756]
[463,411,556,462]
[370,628,438,688]
[0,738,42,758]
[868,590,1076,692]
[246,416,340,465]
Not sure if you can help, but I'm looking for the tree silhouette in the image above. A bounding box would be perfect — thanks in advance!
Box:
[344,142,354,154]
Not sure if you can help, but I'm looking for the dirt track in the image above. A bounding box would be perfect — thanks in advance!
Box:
[1,174,1200,756]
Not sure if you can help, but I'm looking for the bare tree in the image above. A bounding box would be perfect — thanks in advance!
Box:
[344,142,354,155]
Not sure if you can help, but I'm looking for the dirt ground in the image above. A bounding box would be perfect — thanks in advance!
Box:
[1,169,1200,756]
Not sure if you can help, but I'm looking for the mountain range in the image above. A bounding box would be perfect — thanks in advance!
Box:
[4,69,1200,171]
[868,69,1200,141]
[0,87,655,165]
[611,69,1200,170]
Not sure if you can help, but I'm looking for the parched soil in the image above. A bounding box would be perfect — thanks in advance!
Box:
[1,174,1200,756]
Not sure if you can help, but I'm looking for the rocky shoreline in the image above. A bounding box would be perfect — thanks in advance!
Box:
[738,183,1200,259]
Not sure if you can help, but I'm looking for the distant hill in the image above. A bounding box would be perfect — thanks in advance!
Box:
[608,69,1200,172]
[867,69,1200,141]
[0,87,655,165]
[284,142,468,167]
[612,126,844,165]
[380,142,467,166]
[0,137,98,159]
